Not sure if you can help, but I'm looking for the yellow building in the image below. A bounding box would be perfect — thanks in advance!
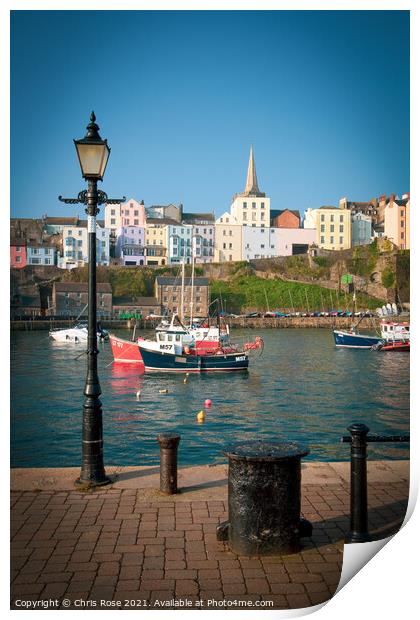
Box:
[384,195,410,250]
[214,212,243,262]
[145,218,171,265]
[305,206,351,250]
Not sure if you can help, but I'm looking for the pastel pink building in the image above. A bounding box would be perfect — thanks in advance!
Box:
[10,241,27,268]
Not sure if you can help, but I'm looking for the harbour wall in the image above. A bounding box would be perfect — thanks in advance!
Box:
[10,316,384,331]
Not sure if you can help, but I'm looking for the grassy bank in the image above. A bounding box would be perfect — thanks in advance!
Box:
[210,275,384,313]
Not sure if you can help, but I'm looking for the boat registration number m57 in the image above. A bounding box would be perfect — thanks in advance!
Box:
[235,356,246,362]
[159,344,172,350]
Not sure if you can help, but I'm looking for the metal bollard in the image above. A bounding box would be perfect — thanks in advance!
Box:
[217,440,312,555]
[157,433,181,495]
[345,423,371,543]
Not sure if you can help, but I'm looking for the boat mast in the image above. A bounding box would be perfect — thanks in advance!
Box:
[190,240,195,328]
[180,260,185,323]
[264,288,270,313]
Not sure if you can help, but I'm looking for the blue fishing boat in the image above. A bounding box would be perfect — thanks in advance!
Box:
[138,345,250,373]
[333,329,383,349]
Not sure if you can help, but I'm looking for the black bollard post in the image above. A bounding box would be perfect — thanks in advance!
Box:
[157,433,181,495]
[346,423,371,543]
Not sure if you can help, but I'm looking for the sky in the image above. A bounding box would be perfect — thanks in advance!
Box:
[10,10,409,219]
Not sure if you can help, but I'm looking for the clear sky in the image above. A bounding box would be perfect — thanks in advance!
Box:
[10,10,409,219]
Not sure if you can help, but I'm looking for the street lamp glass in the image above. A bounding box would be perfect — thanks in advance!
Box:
[74,141,110,180]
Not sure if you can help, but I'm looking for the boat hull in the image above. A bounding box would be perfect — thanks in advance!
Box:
[109,335,144,365]
[333,330,382,348]
[139,346,249,373]
[376,341,410,352]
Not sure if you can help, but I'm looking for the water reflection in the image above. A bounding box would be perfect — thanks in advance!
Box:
[11,329,409,467]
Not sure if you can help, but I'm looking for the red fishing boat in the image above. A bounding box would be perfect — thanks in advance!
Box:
[375,341,410,352]
[109,334,145,365]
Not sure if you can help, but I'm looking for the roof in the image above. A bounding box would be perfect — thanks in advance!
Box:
[319,205,339,210]
[270,209,301,220]
[156,277,209,286]
[27,243,56,250]
[54,282,112,293]
[44,217,80,225]
[182,212,215,223]
[113,296,159,306]
[62,220,106,229]
[146,218,180,226]
[394,199,409,207]
[10,238,26,246]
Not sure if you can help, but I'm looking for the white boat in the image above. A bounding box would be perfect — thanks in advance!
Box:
[380,320,410,342]
[49,322,108,343]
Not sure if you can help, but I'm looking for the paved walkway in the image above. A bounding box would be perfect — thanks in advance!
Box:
[10,461,409,611]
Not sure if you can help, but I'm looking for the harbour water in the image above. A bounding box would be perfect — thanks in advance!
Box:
[11,329,410,468]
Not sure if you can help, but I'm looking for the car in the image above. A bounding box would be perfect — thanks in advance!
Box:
[246,312,262,318]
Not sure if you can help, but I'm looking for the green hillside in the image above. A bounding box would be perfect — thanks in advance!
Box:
[211,276,384,313]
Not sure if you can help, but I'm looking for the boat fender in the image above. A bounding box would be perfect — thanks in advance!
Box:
[184,346,190,354]
[159,389,168,394]
[204,399,212,408]
[136,390,141,401]
[197,410,205,423]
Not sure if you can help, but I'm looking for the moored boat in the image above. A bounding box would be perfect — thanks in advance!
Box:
[109,334,145,364]
[333,330,382,349]
[49,322,108,343]
[138,345,250,373]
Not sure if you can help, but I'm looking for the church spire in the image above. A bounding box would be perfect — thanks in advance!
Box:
[243,146,264,197]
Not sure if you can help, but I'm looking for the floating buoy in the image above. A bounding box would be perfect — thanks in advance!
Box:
[136,390,141,401]
[197,410,205,423]
[159,389,168,394]
[204,399,212,408]
[183,373,189,384]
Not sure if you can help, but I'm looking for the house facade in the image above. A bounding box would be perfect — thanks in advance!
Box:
[384,194,410,250]
[270,228,316,256]
[10,240,27,268]
[351,213,372,246]
[59,221,110,269]
[26,243,56,266]
[51,282,112,317]
[215,212,243,262]
[115,225,145,266]
[270,209,301,228]
[155,277,210,318]
[304,206,351,250]
[112,296,161,318]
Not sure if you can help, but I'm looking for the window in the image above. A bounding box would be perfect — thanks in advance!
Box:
[223,243,226,249]
[260,228,264,233]
[15,246,21,252]
[261,202,265,209]
[330,225,334,232]
[330,215,334,222]
[261,244,265,249]
[229,243,232,249]
[271,245,274,249]
[223,230,226,236]
[229,230,232,236]
[31,258,40,264]
[320,236,325,244]
[229,255,232,261]
[243,212,247,220]
[124,219,129,225]
[78,230,83,236]
[401,210,404,217]
[321,225,325,232]
[16,256,21,263]
[68,230,72,236]
[261,211,265,219]
[78,240,82,247]
[330,236,334,244]
[111,218,115,225]
[252,212,256,220]
[243,202,247,208]
[102,241,106,247]
[321,214,325,222]
[125,210,129,215]
[401,220,404,228]
[401,232,404,239]
[340,215,344,222]
[111,209,115,216]
[252,202,256,208]
[339,225,344,233]
[134,210,138,216]
[339,237,343,245]
[32,248,38,254]
[134,219,139,226]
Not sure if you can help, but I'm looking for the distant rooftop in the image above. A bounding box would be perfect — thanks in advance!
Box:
[54,282,112,293]
[113,296,159,306]
[156,276,209,286]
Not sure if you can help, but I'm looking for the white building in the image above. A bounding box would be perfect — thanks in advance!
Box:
[242,226,272,260]
[270,228,316,256]
[59,221,110,269]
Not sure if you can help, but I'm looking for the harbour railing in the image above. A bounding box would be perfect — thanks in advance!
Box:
[341,423,410,543]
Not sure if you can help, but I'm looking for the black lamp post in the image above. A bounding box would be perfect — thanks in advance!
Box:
[59,112,125,487]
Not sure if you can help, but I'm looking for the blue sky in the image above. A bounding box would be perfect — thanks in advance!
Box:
[10,10,409,218]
